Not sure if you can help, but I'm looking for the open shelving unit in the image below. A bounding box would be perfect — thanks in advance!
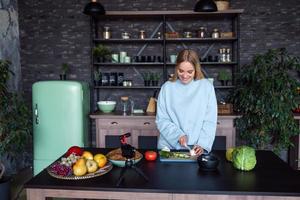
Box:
[90,9,243,104]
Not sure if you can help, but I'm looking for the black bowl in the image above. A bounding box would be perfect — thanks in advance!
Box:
[197,154,219,171]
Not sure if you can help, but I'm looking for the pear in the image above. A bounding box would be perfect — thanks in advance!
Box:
[86,159,98,173]
[73,158,87,176]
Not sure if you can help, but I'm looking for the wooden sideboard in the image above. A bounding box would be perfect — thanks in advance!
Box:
[90,111,238,150]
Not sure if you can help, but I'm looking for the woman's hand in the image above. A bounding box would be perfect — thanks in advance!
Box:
[192,145,204,156]
[178,135,188,147]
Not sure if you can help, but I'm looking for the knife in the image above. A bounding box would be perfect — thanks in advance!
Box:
[183,144,196,156]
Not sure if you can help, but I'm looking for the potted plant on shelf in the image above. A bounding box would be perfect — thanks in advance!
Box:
[0,59,32,200]
[151,72,161,86]
[92,44,111,63]
[141,72,151,86]
[218,69,231,86]
[230,48,300,154]
[60,63,69,80]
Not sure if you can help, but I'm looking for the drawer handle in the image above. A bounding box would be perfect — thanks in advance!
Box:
[144,122,151,125]
[111,122,118,125]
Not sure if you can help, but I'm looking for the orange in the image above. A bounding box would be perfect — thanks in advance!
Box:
[94,154,107,168]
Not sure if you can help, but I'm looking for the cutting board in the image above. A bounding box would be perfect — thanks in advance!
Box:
[159,152,197,162]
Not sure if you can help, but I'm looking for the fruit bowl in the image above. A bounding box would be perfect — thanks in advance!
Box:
[47,161,113,180]
[97,101,116,113]
[106,148,143,167]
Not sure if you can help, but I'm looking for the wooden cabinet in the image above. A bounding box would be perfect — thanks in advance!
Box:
[216,115,236,149]
[91,113,158,148]
[90,112,237,150]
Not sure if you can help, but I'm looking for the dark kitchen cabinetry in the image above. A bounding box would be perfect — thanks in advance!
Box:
[90,10,243,105]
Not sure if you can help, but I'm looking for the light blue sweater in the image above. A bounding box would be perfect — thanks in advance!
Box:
[156,79,217,152]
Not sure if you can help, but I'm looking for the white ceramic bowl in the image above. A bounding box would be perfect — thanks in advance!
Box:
[97,101,116,113]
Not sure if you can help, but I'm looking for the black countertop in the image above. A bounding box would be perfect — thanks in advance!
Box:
[25,149,300,197]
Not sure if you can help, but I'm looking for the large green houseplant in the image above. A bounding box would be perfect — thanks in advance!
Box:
[0,59,32,179]
[230,48,300,153]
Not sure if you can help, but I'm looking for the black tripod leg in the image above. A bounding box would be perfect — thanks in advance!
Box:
[116,167,127,187]
[132,165,149,181]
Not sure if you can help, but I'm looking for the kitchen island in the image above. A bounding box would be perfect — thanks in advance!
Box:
[25,149,300,200]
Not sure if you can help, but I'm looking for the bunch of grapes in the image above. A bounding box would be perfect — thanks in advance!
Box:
[60,153,80,167]
[50,162,72,176]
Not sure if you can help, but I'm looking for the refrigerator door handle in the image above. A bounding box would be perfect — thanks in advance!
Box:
[34,104,39,124]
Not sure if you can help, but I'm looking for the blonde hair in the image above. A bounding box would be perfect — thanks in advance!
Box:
[171,49,204,82]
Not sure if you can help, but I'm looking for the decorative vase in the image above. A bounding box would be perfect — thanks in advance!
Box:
[144,80,151,87]
[60,74,66,80]
[220,80,229,86]
[152,80,159,86]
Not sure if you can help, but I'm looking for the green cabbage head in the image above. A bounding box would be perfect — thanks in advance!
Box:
[232,146,256,171]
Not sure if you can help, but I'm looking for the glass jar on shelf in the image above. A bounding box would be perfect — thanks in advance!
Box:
[211,28,220,39]
[197,27,207,38]
[103,27,111,39]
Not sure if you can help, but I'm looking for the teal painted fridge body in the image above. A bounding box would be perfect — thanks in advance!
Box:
[32,81,90,175]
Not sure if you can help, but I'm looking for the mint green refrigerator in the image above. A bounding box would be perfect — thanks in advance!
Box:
[32,81,90,175]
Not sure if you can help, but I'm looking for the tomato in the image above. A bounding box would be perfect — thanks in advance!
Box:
[144,151,157,161]
[66,146,83,156]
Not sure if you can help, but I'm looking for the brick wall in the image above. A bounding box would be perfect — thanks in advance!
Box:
[18,0,300,100]
[18,0,300,146]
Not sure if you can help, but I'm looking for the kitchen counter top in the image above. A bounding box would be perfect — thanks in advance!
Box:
[25,149,300,200]
[90,110,239,119]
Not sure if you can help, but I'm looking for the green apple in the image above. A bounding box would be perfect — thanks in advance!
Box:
[86,159,98,173]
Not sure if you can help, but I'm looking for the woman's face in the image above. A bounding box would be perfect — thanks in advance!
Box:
[177,61,195,84]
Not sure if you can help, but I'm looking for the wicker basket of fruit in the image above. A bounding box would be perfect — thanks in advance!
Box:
[47,161,112,180]
[47,146,113,180]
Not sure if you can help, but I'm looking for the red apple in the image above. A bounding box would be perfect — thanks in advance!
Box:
[66,146,83,157]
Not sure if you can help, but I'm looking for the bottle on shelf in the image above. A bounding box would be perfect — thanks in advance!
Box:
[197,27,206,38]
[219,48,226,62]
[118,73,124,86]
[211,28,220,39]
[139,30,146,39]
[103,27,111,39]
[157,32,161,39]
[226,48,231,62]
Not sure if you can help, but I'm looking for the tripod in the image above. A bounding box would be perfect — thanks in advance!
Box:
[116,158,149,187]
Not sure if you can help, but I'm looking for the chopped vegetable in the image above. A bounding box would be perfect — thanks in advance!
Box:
[159,151,190,159]
[162,146,171,152]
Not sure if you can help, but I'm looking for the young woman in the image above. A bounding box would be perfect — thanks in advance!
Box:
[156,49,217,156]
